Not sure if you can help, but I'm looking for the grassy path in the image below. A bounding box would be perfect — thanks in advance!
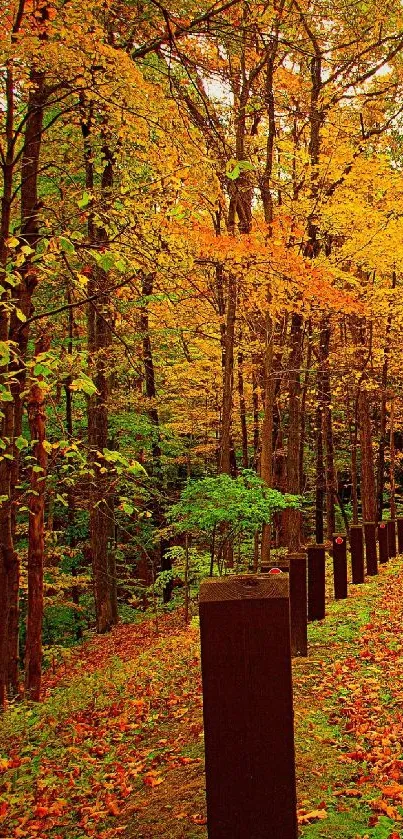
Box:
[2,559,403,838]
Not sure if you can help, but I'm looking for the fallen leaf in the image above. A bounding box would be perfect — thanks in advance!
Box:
[298,810,328,825]
[191,814,207,825]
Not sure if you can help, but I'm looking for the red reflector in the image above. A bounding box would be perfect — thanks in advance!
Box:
[335,537,344,544]
[269,567,282,574]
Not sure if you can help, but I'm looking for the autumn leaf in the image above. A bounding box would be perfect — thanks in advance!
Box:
[143,773,164,788]
[298,809,328,825]
[191,814,207,825]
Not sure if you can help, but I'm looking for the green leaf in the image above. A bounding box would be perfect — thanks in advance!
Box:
[122,502,134,516]
[95,252,115,272]
[70,374,97,396]
[15,436,29,451]
[226,159,254,180]
[0,342,10,366]
[33,363,52,377]
[59,237,75,255]
[77,191,91,210]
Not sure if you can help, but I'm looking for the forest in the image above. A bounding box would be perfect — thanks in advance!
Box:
[2,0,403,837]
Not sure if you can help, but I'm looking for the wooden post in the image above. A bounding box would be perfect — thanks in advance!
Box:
[364,522,378,576]
[378,521,389,564]
[332,534,347,599]
[288,552,308,657]
[307,544,326,622]
[387,519,397,558]
[199,575,298,839]
[397,517,403,554]
[350,525,365,584]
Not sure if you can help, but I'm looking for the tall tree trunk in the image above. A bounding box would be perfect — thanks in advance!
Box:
[219,273,237,475]
[389,397,396,519]
[284,314,303,550]
[358,389,377,522]
[25,335,50,701]
[0,61,46,700]
[83,116,115,633]
[140,273,172,601]
[237,349,248,469]
[377,272,395,520]
[65,296,82,640]
[320,322,336,538]
[346,387,359,525]
[260,316,275,567]
[315,402,325,543]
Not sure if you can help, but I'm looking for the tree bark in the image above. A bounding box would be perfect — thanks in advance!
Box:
[284,314,303,550]
[377,272,395,520]
[25,335,50,701]
[358,389,377,522]
[237,349,249,469]
[219,273,237,475]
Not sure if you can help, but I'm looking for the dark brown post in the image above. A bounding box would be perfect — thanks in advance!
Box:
[199,575,298,839]
[350,525,365,584]
[364,522,377,576]
[332,534,347,599]
[378,521,389,564]
[307,544,326,621]
[288,552,308,657]
[387,519,397,558]
[397,517,403,554]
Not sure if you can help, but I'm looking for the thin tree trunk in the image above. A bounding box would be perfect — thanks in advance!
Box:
[260,316,275,567]
[25,335,50,701]
[284,314,303,550]
[1,63,46,700]
[237,349,249,469]
[315,403,324,543]
[390,397,396,519]
[220,273,237,475]
[83,118,115,633]
[140,273,173,601]
[358,389,377,522]
[377,271,395,520]
[320,322,336,539]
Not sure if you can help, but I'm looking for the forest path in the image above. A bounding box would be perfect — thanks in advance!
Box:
[2,561,403,838]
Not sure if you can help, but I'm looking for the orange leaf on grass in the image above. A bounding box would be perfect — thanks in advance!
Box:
[143,773,164,787]
[191,814,207,825]
[298,810,328,825]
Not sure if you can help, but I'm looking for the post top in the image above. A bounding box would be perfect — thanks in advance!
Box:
[199,574,289,603]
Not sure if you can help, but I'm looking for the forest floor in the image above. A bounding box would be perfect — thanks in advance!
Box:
[2,560,403,839]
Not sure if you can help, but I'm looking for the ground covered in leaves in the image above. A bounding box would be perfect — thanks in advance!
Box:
[2,559,403,838]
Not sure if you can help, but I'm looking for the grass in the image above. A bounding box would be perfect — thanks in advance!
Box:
[2,559,403,838]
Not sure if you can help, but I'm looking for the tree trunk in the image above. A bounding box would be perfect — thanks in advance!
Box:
[389,397,396,519]
[83,121,115,633]
[0,63,46,701]
[260,316,275,567]
[377,272,395,520]
[140,273,172,601]
[315,403,324,543]
[358,389,377,522]
[320,322,336,539]
[284,314,303,550]
[220,273,237,475]
[25,336,50,701]
[237,349,248,469]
